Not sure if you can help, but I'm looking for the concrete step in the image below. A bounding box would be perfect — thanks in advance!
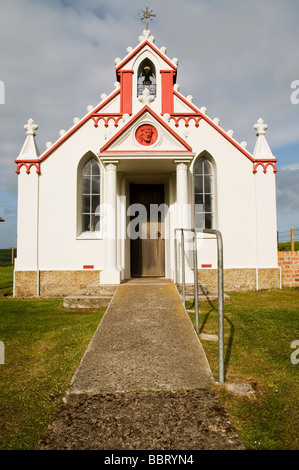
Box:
[63,282,118,309]
[177,283,208,296]
[85,282,118,296]
[185,293,230,302]
[63,295,112,309]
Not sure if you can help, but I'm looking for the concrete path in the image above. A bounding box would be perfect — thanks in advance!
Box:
[65,279,213,399]
[38,279,245,450]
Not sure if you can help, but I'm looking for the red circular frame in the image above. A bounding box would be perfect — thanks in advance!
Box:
[135,124,158,146]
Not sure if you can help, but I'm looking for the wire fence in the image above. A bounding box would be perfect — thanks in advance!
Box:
[278,228,299,251]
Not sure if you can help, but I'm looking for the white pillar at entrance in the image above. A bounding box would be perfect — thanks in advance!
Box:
[100,161,121,285]
[175,161,193,283]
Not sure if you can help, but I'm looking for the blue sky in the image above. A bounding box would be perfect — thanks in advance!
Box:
[0,0,298,247]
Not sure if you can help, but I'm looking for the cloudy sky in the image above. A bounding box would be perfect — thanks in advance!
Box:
[0,0,298,247]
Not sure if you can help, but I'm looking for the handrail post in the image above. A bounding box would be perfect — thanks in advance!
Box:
[216,230,224,384]
[174,229,178,286]
[181,229,185,305]
[193,230,199,333]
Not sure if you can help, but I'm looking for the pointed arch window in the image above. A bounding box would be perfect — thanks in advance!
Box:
[137,58,156,97]
[194,158,214,229]
[81,158,101,232]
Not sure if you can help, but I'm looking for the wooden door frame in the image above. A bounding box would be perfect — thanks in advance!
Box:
[129,182,166,278]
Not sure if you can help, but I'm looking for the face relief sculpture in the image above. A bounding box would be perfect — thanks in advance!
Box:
[135,124,157,146]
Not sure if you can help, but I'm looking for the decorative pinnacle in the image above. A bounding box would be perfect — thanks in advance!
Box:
[24,118,38,136]
[254,118,268,136]
[139,7,156,30]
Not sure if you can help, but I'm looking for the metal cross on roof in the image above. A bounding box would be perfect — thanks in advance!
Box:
[139,7,156,30]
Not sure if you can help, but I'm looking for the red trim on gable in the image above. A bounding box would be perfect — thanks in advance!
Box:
[83,265,94,270]
[115,40,177,74]
[100,105,192,154]
[253,161,277,174]
[16,162,40,175]
[15,89,121,167]
[172,90,277,166]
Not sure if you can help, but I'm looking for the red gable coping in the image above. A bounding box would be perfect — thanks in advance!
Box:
[100,105,193,154]
[173,90,277,166]
[115,40,177,74]
[15,88,121,169]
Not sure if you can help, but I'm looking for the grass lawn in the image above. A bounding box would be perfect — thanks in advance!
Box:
[0,267,105,450]
[187,288,299,450]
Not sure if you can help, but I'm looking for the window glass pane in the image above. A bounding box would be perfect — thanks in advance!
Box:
[82,176,90,194]
[205,195,212,213]
[204,175,212,193]
[82,160,92,176]
[94,216,100,231]
[82,214,90,232]
[195,194,203,205]
[195,175,203,193]
[195,212,203,228]
[203,160,212,175]
[92,175,100,194]
[205,213,212,229]
[195,203,204,213]
[82,195,90,213]
[92,195,100,214]
[194,160,203,175]
[91,159,100,175]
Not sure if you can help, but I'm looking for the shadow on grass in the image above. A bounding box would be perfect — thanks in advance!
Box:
[188,298,235,381]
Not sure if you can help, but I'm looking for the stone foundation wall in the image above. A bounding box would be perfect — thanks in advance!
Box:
[278,251,299,288]
[197,268,281,291]
[14,270,101,298]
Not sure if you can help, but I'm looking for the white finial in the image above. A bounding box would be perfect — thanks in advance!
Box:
[241,141,248,149]
[138,87,155,105]
[227,130,234,138]
[46,142,52,149]
[114,81,120,89]
[200,106,207,115]
[87,105,93,112]
[24,118,38,136]
[254,117,268,136]
[127,47,133,54]
[138,29,155,43]
[187,95,193,103]
[213,118,220,126]
[114,57,121,66]
[253,117,274,158]
[163,113,171,122]
[160,46,167,54]
[59,129,66,137]
[73,117,80,124]
[174,84,180,92]
[17,118,40,160]
[101,93,107,101]
[122,113,130,122]
[172,58,178,67]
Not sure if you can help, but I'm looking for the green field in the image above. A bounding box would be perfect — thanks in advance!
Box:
[278,241,299,251]
[187,289,299,450]
[0,266,105,449]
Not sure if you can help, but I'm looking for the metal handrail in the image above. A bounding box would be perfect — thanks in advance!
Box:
[174,227,224,384]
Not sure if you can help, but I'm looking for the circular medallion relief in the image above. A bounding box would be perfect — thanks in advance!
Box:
[135,124,158,146]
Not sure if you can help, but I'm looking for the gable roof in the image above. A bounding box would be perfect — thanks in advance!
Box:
[115,39,177,75]
[100,105,193,154]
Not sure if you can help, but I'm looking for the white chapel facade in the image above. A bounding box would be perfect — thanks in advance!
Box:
[14,26,280,297]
